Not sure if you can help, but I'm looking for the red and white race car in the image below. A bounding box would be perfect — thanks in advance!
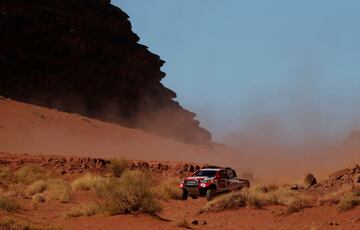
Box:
[180,167,250,201]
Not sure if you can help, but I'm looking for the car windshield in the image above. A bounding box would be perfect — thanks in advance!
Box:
[193,170,217,178]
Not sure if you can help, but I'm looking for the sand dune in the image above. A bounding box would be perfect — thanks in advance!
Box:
[0,97,235,165]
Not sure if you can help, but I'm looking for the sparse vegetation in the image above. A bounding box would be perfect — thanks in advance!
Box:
[200,191,247,213]
[14,164,51,185]
[0,166,15,189]
[64,204,100,218]
[200,186,312,214]
[108,158,129,177]
[71,174,107,191]
[0,216,58,230]
[0,196,21,213]
[153,177,182,200]
[44,179,72,203]
[26,179,47,196]
[286,197,312,214]
[337,193,360,212]
[25,178,72,203]
[95,170,161,215]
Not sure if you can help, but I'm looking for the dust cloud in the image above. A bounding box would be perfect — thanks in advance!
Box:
[210,63,360,182]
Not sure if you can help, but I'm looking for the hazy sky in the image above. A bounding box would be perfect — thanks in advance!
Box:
[114,0,360,143]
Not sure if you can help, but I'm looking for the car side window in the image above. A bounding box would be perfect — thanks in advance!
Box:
[220,170,228,179]
[226,169,234,178]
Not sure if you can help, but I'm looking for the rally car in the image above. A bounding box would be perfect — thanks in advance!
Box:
[179,167,250,201]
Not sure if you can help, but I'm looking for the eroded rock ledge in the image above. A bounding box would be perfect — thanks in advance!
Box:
[0,0,211,144]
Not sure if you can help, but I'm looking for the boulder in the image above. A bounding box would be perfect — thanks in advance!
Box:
[303,173,317,188]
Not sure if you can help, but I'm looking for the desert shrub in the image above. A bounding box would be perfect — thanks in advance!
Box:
[0,196,21,212]
[200,186,311,214]
[0,166,15,183]
[64,204,100,218]
[26,179,47,196]
[14,164,49,185]
[71,174,107,191]
[200,191,247,213]
[96,170,161,215]
[25,179,72,203]
[318,187,350,206]
[286,197,312,214]
[153,177,182,200]
[337,194,360,212]
[0,216,58,230]
[108,158,129,177]
[45,179,72,202]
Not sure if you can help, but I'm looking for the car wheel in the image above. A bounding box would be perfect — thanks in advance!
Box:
[206,189,215,201]
[182,189,188,200]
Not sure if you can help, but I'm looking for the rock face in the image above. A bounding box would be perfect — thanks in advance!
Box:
[0,0,211,144]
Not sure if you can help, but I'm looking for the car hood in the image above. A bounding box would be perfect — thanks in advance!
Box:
[184,176,212,181]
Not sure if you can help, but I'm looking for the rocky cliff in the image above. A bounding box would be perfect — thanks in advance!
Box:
[0,0,211,144]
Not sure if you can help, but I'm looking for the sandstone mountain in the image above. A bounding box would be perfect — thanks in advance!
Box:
[0,0,211,144]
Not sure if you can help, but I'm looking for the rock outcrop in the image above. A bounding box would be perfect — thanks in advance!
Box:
[0,152,205,178]
[0,0,211,144]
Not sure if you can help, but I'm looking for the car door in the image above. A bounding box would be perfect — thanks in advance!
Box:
[225,168,238,191]
[217,170,228,192]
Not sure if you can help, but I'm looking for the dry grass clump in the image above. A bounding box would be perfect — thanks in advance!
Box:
[14,164,48,185]
[200,191,248,213]
[108,158,129,177]
[0,216,58,230]
[64,204,100,218]
[337,193,360,212]
[71,174,107,191]
[26,179,47,196]
[0,166,15,183]
[0,196,21,213]
[153,177,182,200]
[286,197,312,214]
[200,186,312,214]
[25,178,72,203]
[95,170,161,215]
[45,179,72,202]
[318,186,351,206]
